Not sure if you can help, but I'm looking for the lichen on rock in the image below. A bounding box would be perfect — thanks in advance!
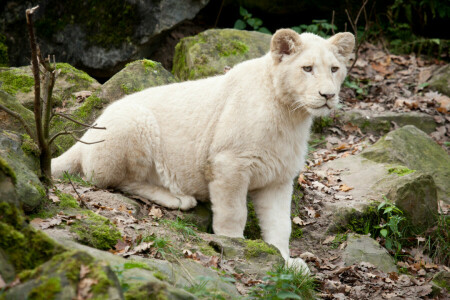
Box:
[172,29,271,81]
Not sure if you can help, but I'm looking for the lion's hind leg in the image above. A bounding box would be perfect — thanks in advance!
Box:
[121,182,197,211]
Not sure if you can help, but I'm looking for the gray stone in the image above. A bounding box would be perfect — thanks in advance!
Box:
[99,59,177,103]
[343,234,398,273]
[173,28,271,80]
[2,250,124,300]
[1,0,210,78]
[428,64,450,96]
[341,109,437,134]
[0,131,44,212]
[361,125,450,204]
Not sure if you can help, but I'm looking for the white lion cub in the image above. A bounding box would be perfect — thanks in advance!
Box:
[52,29,354,272]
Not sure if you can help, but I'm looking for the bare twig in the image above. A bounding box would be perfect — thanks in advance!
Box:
[49,125,105,145]
[53,112,106,130]
[214,0,225,28]
[26,6,44,149]
[331,10,336,35]
[0,104,36,139]
[64,171,88,209]
[70,133,105,145]
[345,0,370,74]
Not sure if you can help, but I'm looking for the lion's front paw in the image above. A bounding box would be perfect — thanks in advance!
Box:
[177,195,198,211]
[286,257,310,274]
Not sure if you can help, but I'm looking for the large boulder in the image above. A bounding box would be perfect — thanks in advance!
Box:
[1,0,209,78]
[340,109,437,134]
[99,59,177,103]
[361,125,450,204]
[0,130,44,212]
[173,28,271,81]
[428,64,450,96]
[317,126,447,230]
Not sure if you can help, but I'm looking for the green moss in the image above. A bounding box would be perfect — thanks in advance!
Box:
[199,244,218,256]
[21,134,40,157]
[0,203,63,272]
[142,59,157,71]
[31,182,46,198]
[56,63,95,84]
[73,94,104,120]
[172,35,208,80]
[153,271,168,282]
[28,277,61,300]
[0,34,9,67]
[216,40,249,57]
[244,201,261,239]
[124,282,170,300]
[35,1,139,48]
[123,261,153,271]
[388,166,416,176]
[0,69,34,95]
[121,83,142,95]
[244,240,278,259]
[70,210,121,250]
[0,156,17,184]
[57,192,80,209]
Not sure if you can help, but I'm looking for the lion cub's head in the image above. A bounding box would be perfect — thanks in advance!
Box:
[270,29,355,117]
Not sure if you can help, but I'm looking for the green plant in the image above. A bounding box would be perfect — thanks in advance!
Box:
[139,234,174,258]
[292,20,337,38]
[160,218,199,240]
[61,172,93,187]
[234,6,271,34]
[423,215,449,265]
[331,233,348,249]
[249,264,316,299]
[343,77,367,97]
[374,197,406,257]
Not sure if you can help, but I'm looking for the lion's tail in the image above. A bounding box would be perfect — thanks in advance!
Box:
[51,143,83,178]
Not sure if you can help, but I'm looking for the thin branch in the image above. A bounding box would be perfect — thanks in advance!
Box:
[26,5,44,149]
[346,0,370,74]
[214,0,225,28]
[64,171,88,209]
[331,10,336,35]
[0,104,36,139]
[70,133,105,145]
[48,125,105,145]
[53,112,106,130]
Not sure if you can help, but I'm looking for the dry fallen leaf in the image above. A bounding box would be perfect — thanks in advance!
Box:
[292,216,305,226]
[322,235,335,245]
[339,184,354,192]
[0,274,5,289]
[149,205,163,219]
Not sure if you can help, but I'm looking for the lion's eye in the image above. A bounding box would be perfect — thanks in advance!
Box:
[302,66,312,72]
[331,66,339,73]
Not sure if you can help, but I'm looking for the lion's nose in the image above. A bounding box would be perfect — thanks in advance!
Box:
[319,92,335,100]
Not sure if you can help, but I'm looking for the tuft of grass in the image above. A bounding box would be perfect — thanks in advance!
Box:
[139,234,174,258]
[423,215,450,265]
[249,264,316,299]
[61,172,93,187]
[160,218,199,240]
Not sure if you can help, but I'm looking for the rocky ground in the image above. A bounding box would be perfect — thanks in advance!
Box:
[0,29,449,299]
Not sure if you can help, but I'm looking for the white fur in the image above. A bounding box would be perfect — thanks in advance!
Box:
[52,30,354,272]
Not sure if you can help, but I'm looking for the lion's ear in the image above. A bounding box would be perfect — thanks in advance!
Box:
[270,29,301,64]
[328,32,355,58]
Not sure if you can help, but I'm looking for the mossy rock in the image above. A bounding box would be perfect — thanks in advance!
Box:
[0,202,64,284]
[70,210,122,250]
[0,64,100,111]
[0,130,45,212]
[0,90,35,135]
[428,64,450,96]
[343,234,398,273]
[361,125,450,203]
[3,250,123,300]
[99,59,178,103]
[173,29,271,81]
[341,109,437,134]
